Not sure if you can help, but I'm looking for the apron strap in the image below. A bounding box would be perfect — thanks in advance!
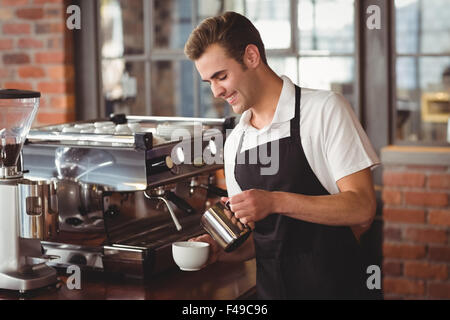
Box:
[290,85,301,145]
[236,129,245,156]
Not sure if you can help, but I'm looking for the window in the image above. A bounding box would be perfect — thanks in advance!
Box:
[298,0,356,107]
[98,0,358,118]
[394,0,450,145]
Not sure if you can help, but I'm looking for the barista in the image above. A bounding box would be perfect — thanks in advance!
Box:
[186,12,380,299]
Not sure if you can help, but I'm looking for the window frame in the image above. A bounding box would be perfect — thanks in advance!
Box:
[94,0,362,120]
[390,0,450,147]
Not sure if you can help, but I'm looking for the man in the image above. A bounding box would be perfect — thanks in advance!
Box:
[185,11,380,299]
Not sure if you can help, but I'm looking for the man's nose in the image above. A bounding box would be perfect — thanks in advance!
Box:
[211,82,225,99]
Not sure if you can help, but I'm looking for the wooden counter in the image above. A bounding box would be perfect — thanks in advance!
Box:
[0,259,256,300]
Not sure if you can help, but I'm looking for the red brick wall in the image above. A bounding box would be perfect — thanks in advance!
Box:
[382,165,450,299]
[0,0,75,126]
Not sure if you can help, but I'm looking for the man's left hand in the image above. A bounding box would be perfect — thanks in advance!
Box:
[226,189,275,224]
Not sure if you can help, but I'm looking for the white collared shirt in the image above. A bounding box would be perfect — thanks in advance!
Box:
[224,76,381,196]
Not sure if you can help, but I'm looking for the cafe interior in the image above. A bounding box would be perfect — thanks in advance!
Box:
[0,0,449,300]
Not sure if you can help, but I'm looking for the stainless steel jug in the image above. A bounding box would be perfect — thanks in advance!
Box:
[200,201,251,252]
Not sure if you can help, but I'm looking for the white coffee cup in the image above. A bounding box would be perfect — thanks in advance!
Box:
[172,241,210,271]
[94,121,115,128]
[115,124,132,135]
[62,126,81,133]
[128,122,142,133]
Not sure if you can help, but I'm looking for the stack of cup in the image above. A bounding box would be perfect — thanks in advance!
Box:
[75,123,95,145]
[61,125,80,144]
[92,121,115,145]
[127,122,142,133]
[113,124,132,146]
[94,121,115,134]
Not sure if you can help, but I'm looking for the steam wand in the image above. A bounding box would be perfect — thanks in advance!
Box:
[143,187,182,231]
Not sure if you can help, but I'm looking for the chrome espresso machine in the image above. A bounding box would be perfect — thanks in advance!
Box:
[22,114,234,278]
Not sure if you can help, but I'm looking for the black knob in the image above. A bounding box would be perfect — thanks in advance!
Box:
[105,204,120,219]
[65,217,83,226]
[69,254,87,265]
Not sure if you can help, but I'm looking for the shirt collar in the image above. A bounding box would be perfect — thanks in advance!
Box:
[237,75,296,133]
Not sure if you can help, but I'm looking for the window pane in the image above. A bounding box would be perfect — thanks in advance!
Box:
[197,0,290,49]
[151,60,194,117]
[396,0,450,54]
[197,0,245,22]
[298,0,354,54]
[299,57,355,105]
[245,0,291,49]
[421,0,450,54]
[102,60,145,116]
[100,0,144,58]
[395,0,419,55]
[396,57,450,143]
[153,0,193,50]
[268,56,298,84]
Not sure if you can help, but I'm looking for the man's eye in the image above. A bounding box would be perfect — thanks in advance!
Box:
[219,75,227,81]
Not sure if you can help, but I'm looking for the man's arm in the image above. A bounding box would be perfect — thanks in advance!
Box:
[229,167,376,228]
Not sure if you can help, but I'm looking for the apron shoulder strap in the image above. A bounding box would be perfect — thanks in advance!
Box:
[236,129,245,155]
[290,85,302,144]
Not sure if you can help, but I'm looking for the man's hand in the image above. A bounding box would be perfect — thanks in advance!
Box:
[189,234,222,266]
[223,189,274,225]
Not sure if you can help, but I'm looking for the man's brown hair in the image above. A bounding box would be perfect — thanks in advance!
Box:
[184,11,268,66]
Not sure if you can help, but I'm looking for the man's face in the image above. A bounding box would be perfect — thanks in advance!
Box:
[195,44,255,114]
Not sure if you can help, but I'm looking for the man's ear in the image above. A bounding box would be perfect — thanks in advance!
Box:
[243,44,261,69]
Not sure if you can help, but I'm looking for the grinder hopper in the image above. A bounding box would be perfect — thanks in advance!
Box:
[0,89,40,178]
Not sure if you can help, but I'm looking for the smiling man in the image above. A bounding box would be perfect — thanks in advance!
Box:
[185,11,380,300]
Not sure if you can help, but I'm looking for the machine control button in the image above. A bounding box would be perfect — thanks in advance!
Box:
[65,217,83,226]
[69,254,87,265]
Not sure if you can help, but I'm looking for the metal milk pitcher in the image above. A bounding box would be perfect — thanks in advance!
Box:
[200,201,251,252]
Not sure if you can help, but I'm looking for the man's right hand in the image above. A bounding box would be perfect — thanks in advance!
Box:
[189,233,222,266]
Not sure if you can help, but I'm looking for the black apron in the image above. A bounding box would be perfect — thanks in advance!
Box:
[234,85,365,300]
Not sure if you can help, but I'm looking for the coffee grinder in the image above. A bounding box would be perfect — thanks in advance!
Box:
[0,89,58,292]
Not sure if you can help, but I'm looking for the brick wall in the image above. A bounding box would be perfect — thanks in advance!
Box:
[0,0,75,126]
[382,164,450,299]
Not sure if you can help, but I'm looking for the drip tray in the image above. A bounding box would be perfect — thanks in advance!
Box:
[103,216,205,278]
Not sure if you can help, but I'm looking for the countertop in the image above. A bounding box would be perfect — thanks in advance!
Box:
[381,145,450,166]
[0,259,256,300]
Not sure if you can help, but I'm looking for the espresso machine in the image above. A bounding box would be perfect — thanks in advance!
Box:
[22,114,234,278]
[0,89,58,292]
